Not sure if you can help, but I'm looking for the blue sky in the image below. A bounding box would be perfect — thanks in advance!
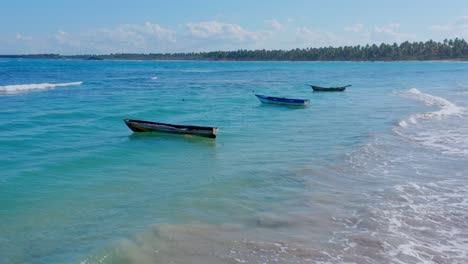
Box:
[1,0,467,54]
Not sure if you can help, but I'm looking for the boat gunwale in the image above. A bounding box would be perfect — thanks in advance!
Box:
[309,84,350,91]
[255,94,310,104]
[124,119,218,131]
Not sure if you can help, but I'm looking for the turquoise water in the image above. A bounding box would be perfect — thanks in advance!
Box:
[1,59,468,264]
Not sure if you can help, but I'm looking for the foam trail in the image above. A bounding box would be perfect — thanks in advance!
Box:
[0,82,83,94]
[401,88,464,121]
[395,88,468,155]
[456,82,468,89]
[398,120,408,127]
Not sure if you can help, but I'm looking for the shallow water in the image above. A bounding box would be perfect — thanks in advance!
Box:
[1,59,467,264]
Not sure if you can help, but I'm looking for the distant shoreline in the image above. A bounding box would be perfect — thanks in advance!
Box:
[1,56,467,62]
[1,38,467,62]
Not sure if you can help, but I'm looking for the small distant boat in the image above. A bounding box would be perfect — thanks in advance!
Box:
[124,119,219,138]
[309,85,351,92]
[255,94,309,106]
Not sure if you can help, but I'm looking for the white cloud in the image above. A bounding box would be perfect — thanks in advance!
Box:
[89,22,176,53]
[52,31,80,47]
[265,19,284,30]
[141,22,177,41]
[454,16,468,26]
[295,27,338,47]
[366,23,414,43]
[344,23,364,33]
[430,16,468,38]
[179,21,275,51]
[431,24,451,31]
[341,23,416,45]
[15,34,32,41]
[1,21,273,54]
[39,23,177,54]
[186,21,266,43]
[371,23,407,42]
[0,20,441,54]
[0,35,39,54]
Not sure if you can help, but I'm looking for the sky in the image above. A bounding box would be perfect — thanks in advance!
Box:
[1,0,468,54]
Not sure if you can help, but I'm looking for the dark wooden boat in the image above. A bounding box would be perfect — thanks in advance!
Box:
[309,85,351,92]
[255,94,310,106]
[124,119,219,138]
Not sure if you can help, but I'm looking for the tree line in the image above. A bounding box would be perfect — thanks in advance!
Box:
[2,38,467,61]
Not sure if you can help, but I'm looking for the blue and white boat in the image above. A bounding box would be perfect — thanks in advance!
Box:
[255,94,310,106]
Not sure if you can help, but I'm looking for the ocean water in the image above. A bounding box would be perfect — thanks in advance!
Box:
[1,59,468,264]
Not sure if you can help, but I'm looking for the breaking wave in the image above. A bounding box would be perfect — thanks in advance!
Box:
[330,180,468,264]
[150,76,158,80]
[395,88,467,155]
[0,82,83,94]
[400,88,464,121]
[81,180,468,264]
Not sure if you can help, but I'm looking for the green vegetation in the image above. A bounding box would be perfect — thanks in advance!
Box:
[2,38,467,61]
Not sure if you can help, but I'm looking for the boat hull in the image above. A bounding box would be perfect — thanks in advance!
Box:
[310,85,349,92]
[255,94,309,106]
[124,119,218,138]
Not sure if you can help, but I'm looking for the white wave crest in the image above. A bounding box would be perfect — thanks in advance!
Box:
[398,120,408,127]
[402,88,464,121]
[151,76,158,80]
[0,82,83,94]
[395,88,468,155]
[384,181,468,263]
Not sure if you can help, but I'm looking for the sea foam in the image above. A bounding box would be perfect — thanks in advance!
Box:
[401,88,464,120]
[383,181,468,263]
[0,82,83,94]
[395,88,467,155]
